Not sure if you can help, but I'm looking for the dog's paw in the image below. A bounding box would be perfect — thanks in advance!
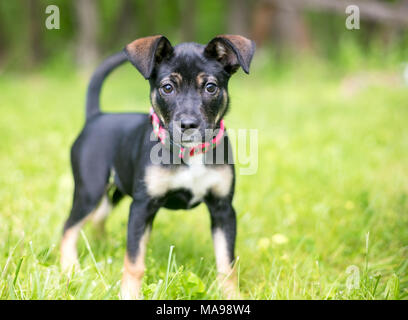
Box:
[60,257,80,274]
[217,274,242,300]
[120,285,142,300]
[120,274,143,300]
[60,246,80,273]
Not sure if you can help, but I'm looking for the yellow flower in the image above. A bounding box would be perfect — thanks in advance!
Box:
[271,233,288,245]
[258,237,271,250]
[283,193,292,203]
[281,253,289,260]
[345,201,355,210]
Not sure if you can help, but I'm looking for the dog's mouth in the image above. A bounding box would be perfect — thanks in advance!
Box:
[181,129,201,141]
[166,117,220,147]
[168,125,216,147]
[177,129,204,146]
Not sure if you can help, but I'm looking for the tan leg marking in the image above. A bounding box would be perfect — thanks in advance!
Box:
[91,195,112,235]
[120,230,150,300]
[61,195,111,271]
[60,221,85,272]
[213,228,240,299]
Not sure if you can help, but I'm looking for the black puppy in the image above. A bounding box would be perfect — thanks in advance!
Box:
[60,35,255,299]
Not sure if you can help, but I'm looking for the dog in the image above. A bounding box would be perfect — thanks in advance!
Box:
[60,35,255,299]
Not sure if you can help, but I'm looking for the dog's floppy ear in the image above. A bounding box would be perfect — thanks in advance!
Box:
[124,35,173,79]
[204,35,255,74]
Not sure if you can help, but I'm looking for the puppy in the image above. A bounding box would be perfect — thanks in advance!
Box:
[60,35,255,299]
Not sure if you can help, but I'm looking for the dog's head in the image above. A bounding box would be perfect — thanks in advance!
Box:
[124,35,255,145]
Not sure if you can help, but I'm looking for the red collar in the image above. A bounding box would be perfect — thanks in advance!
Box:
[150,107,225,159]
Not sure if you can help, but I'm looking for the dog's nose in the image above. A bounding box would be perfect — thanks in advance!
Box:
[180,117,199,131]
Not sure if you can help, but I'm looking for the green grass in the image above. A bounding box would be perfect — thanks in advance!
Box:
[0,57,407,300]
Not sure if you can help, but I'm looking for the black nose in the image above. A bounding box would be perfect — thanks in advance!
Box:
[180,117,199,131]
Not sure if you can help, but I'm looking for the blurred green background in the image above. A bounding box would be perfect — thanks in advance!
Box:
[0,0,408,299]
[1,0,408,71]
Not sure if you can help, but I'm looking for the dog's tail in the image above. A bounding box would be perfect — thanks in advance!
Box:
[86,51,128,121]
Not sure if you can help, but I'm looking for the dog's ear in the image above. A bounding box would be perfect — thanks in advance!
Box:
[124,35,173,79]
[204,35,255,74]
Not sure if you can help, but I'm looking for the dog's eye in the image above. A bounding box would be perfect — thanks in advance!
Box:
[161,84,174,95]
[205,83,218,94]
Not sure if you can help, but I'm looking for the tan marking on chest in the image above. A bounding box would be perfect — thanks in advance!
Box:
[144,158,233,201]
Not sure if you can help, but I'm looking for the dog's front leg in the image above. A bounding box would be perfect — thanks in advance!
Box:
[205,194,240,299]
[121,199,158,300]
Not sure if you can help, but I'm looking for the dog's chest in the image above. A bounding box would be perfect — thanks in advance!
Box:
[145,156,233,204]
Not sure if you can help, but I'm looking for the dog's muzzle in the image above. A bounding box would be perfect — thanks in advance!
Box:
[150,107,225,158]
